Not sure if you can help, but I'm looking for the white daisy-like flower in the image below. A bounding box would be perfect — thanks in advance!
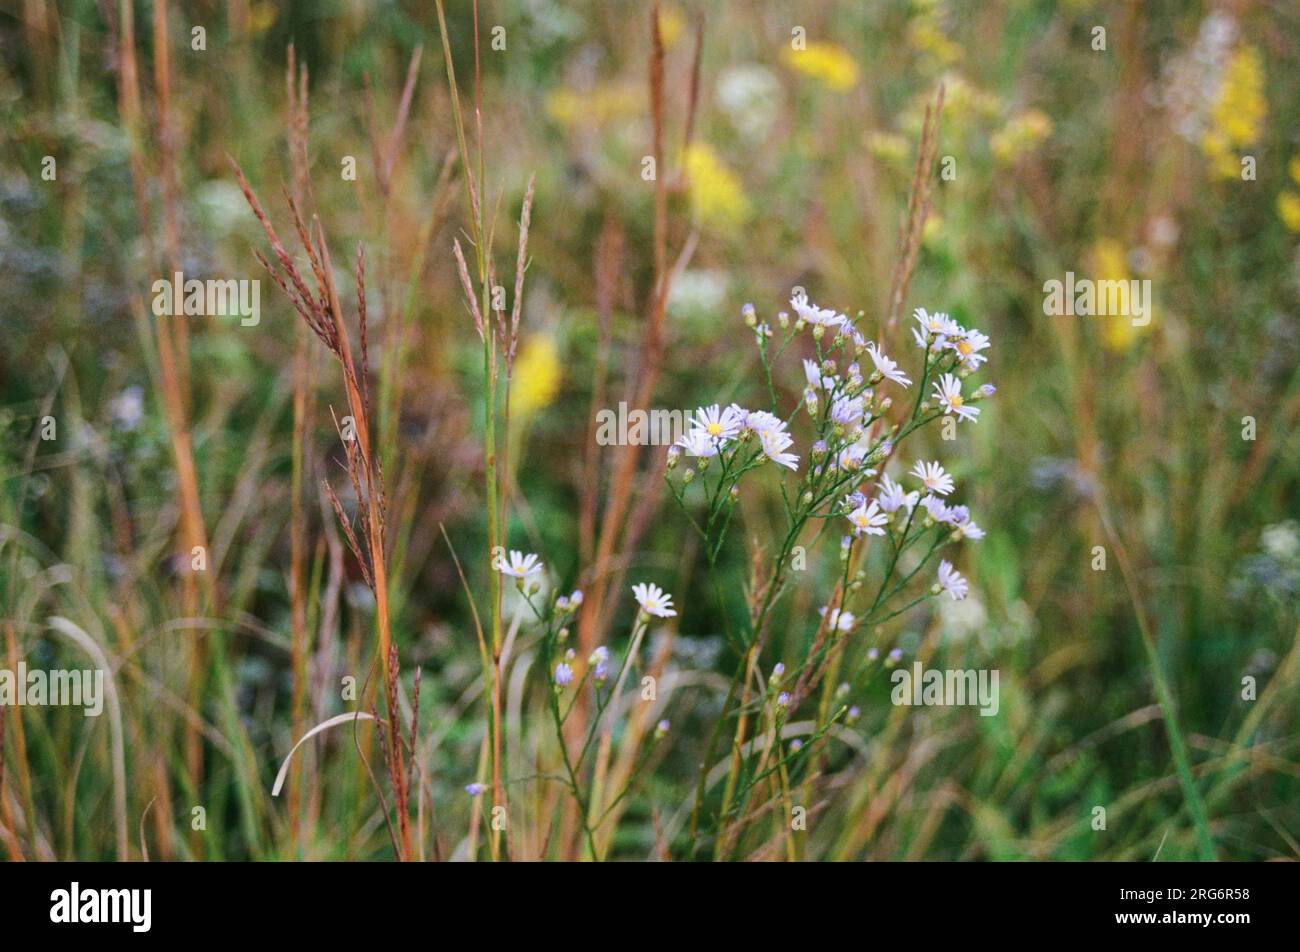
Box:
[864,342,913,388]
[676,428,720,457]
[846,498,889,536]
[803,358,836,391]
[920,493,953,523]
[497,550,543,578]
[946,505,985,540]
[790,293,846,330]
[936,560,969,601]
[877,474,919,513]
[819,606,856,632]
[910,460,955,496]
[950,328,990,370]
[690,403,745,443]
[831,395,865,426]
[760,427,799,471]
[837,444,869,472]
[912,307,961,347]
[744,408,785,436]
[632,582,678,618]
[932,373,980,423]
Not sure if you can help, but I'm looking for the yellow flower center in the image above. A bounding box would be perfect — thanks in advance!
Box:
[949,394,963,408]
[957,341,973,355]
[707,422,723,437]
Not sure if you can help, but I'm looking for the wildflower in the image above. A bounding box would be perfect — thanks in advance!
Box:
[972,383,997,400]
[912,307,961,347]
[918,494,951,525]
[788,739,803,752]
[466,782,488,796]
[742,302,757,326]
[666,444,681,468]
[803,357,836,391]
[947,505,985,540]
[846,498,888,537]
[513,336,562,417]
[820,606,856,632]
[949,328,990,371]
[935,560,969,601]
[498,550,544,579]
[689,403,744,445]
[877,474,919,513]
[886,648,903,667]
[781,40,859,91]
[867,647,879,661]
[790,293,846,332]
[831,395,865,426]
[632,582,677,618]
[837,444,869,472]
[676,428,720,458]
[760,427,800,471]
[683,142,751,233]
[840,490,867,511]
[771,662,786,681]
[654,719,671,739]
[554,662,575,687]
[864,342,912,388]
[933,373,979,423]
[910,460,955,496]
[109,386,145,429]
[589,646,610,684]
[777,691,791,708]
[846,705,861,724]
[781,41,859,91]
[744,408,785,437]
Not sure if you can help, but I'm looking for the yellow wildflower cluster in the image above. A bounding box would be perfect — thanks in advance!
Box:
[781,41,859,92]
[990,110,1052,164]
[545,83,641,127]
[1278,157,1300,233]
[512,335,562,417]
[1091,238,1150,353]
[1201,44,1266,180]
[683,142,751,234]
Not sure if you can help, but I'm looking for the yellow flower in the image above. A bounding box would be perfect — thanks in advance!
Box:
[990,110,1052,164]
[908,18,962,66]
[1278,192,1300,233]
[683,142,750,233]
[1201,44,1266,180]
[1091,238,1149,352]
[782,41,859,92]
[657,4,687,47]
[866,130,910,165]
[512,336,561,417]
[545,83,641,127]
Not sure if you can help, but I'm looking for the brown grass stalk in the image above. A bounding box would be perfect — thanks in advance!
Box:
[883,82,945,341]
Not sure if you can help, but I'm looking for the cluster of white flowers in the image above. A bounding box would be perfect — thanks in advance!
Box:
[667,290,995,680]
[674,403,800,472]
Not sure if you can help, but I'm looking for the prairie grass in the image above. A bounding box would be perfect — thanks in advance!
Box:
[0,1,1297,862]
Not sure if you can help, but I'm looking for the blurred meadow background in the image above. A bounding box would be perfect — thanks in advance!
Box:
[1,0,1298,861]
